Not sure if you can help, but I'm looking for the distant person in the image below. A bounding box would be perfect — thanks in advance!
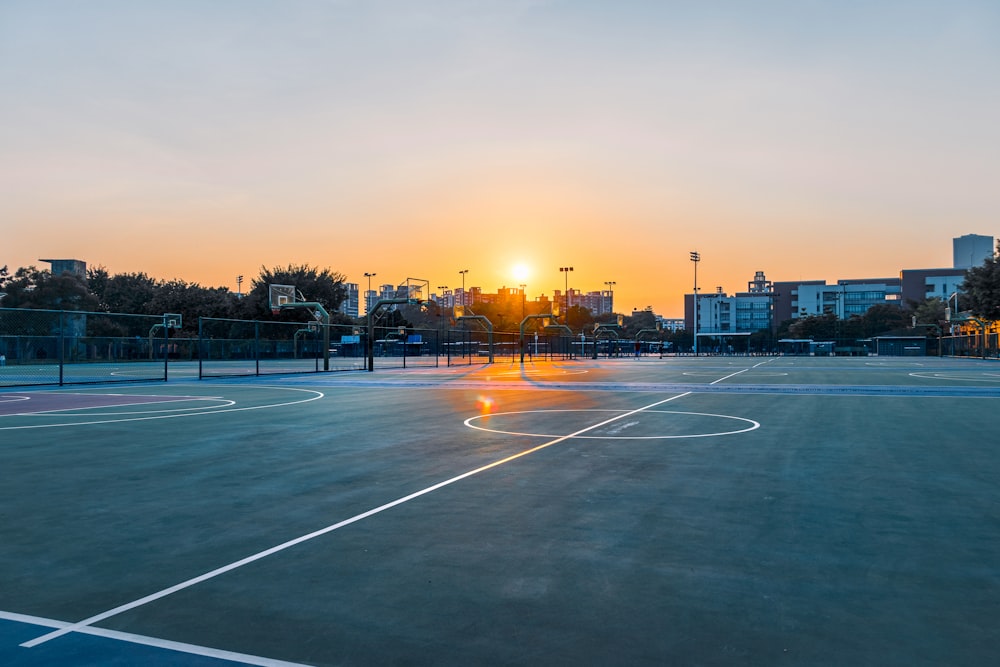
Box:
[0,354,5,366]
[634,340,641,358]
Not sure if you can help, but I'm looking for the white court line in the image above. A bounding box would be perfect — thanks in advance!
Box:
[703,358,775,386]
[705,359,776,385]
[0,610,310,667]
[9,397,233,417]
[709,368,749,384]
[0,386,322,431]
[21,391,693,648]
[465,408,760,439]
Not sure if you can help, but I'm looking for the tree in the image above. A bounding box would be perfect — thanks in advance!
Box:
[623,309,656,337]
[147,280,237,334]
[563,304,594,331]
[787,313,838,340]
[0,266,98,311]
[961,242,1000,320]
[913,297,947,325]
[101,272,159,314]
[86,266,111,307]
[859,303,910,337]
[239,264,347,321]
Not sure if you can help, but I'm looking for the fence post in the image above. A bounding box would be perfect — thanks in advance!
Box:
[198,317,204,379]
[162,314,170,381]
[58,310,65,386]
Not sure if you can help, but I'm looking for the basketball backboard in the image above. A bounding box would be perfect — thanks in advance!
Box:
[268,284,296,314]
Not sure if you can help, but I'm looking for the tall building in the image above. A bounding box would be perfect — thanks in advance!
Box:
[953,234,994,269]
[574,290,613,314]
[432,288,455,309]
[364,290,379,315]
[339,282,359,318]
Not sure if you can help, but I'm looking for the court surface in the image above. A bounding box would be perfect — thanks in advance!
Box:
[2,356,999,666]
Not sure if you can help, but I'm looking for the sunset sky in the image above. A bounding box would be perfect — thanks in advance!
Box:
[2,0,998,317]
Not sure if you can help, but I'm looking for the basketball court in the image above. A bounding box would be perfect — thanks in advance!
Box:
[2,356,999,665]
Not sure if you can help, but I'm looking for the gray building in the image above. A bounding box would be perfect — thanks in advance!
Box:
[953,234,994,269]
[40,258,87,278]
[899,268,966,305]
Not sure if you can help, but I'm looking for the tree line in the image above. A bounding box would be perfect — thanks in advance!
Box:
[3,240,998,342]
[0,263,352,335]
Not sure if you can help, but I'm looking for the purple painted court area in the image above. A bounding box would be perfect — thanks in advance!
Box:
[0,393,194,416]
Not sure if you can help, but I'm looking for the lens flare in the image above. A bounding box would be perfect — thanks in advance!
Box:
[476,395,495,413]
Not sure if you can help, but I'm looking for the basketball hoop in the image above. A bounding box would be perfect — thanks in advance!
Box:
[268,284,296,318]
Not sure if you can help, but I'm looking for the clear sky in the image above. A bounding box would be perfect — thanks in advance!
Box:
[2,0,998,317]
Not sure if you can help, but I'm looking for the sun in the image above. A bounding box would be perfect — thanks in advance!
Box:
[512,263,530,282]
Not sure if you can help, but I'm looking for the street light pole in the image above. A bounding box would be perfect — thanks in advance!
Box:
[559,266,574,313]
[690,252,700,355]
[459,269,469,307]
[364,272,376,315]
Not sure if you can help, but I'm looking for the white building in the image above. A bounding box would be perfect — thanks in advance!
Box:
[793,279,901,319]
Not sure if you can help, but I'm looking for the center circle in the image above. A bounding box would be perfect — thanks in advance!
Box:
[465,408,759,439]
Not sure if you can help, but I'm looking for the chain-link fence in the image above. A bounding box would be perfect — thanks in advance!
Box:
[198,318,368,378]
[0,307,586,386]
[0,308,171,386]
[941,333,1000,358]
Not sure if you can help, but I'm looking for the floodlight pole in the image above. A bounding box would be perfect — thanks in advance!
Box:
[364,272,376,315]
[690,251,700,355]
[604,280,615,315]
[559,266,574,315]
[459,269,469,307]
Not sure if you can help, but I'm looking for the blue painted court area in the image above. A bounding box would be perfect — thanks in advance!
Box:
[2,356,1000,666]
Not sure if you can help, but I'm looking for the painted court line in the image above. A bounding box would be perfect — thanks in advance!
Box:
[21,391,693,649]
[276,371,1000,398]
[0,386,323,431]
[1,610,309,667]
